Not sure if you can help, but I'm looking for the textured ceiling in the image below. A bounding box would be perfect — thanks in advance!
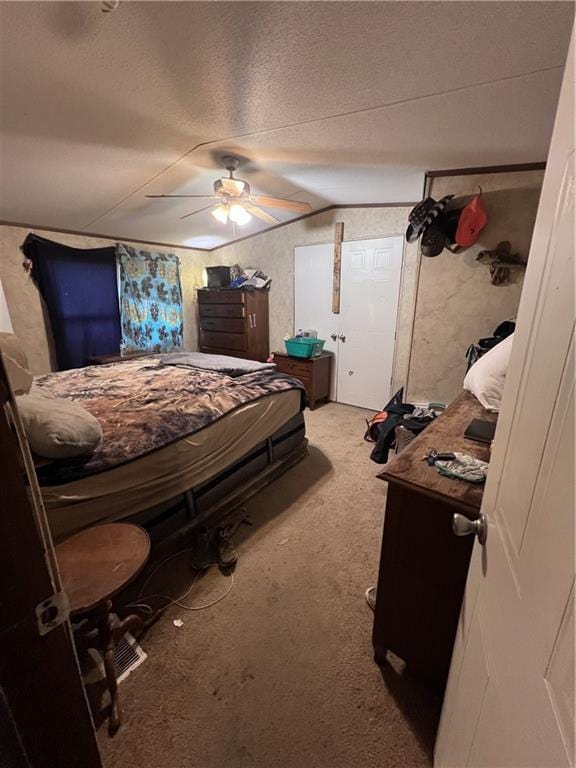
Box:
[0,1,573,248]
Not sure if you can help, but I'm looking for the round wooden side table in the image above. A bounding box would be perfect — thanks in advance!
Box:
[56,523,150,735]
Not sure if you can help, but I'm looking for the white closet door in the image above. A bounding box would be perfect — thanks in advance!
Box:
[337,237,403,411]
[294,243,339,398]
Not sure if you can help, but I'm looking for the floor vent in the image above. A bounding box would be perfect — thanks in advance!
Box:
[82,615,147,685]
[109,631,147,684]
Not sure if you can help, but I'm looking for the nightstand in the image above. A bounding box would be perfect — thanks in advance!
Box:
[273,351,333,409]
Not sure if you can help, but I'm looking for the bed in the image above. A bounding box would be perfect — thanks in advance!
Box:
[33,355,307,541]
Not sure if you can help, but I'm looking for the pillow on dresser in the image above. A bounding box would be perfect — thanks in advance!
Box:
[16,386,102,459]
[463,333,514,412]
[0,332,33,395]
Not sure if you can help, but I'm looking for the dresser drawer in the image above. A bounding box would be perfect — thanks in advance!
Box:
[198,290,245,305]
[199,304,245,319]
[200,317,245,333]
[273,352,332,409]
[275,357,312,379]
[291,375,312,391]
[275,363,311,391]
[200,330,246,352]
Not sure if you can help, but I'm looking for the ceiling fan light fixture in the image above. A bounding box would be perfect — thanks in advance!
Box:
[148,155,309,228]
[211,203,229,224]
[228,204,251,226]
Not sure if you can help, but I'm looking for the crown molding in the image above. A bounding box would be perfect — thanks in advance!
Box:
[0,163,545,253]
[0,220,213,253]
[210,202,418,250]
[425,161,546,179]
[0,203,418,254]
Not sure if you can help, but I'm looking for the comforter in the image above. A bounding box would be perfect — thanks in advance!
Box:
[34,356,304,484]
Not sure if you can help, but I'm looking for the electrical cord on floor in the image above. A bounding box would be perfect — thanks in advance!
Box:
[126,546,234,616]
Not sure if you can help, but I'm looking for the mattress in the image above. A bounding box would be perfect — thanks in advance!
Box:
[44,389,301,540]
[34,356,303,483]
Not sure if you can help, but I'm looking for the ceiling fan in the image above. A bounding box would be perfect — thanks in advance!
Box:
[146,156,312,226]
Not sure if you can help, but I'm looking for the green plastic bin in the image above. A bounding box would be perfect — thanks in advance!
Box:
[284,337,325,358]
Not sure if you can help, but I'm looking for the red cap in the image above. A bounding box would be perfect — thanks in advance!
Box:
[455,195,487,247]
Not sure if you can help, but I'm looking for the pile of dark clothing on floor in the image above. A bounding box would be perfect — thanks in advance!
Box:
[364,388,437,464]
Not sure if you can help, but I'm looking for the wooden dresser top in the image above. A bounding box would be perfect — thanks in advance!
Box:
[378,391,497,513]
[273,351,334,360]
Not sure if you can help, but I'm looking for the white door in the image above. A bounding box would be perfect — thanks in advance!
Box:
[294,243,339,397]
[337,237,403,411]
[294,237,403,410]
[435,34,574,768]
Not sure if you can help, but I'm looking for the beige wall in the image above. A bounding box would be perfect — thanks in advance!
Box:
[0,173,542,403]
[206,206,420,394]
[407,169,544,404]
[0,208,420,392]
[0,225,206,374]
[0,207,418,386]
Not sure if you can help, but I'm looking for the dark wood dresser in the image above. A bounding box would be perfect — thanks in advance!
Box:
[197,288,269,362]
[273,351,333,409]
[372,391,495,690]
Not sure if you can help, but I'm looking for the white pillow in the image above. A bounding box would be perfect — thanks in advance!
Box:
[16,386,102,459]
[463,333,514,411]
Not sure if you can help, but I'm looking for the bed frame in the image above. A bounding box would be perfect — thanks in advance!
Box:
[124,411,307,543]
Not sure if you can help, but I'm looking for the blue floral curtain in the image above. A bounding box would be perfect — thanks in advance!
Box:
[116,244,183,353]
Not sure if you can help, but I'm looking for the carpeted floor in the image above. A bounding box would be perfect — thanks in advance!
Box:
[97,402,441,768]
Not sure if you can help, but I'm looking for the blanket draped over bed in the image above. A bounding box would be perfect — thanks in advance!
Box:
[34,357,304,485]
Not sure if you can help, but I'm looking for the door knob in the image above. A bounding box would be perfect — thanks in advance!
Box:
[330,333,337,341]
[452,513,487,545]
[338,334,346,342]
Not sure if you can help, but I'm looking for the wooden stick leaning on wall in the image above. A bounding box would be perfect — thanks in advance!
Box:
[332,221,344,314]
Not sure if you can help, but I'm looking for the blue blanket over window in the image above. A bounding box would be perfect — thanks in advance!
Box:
[116,244,183,354]
[22,234,121,370]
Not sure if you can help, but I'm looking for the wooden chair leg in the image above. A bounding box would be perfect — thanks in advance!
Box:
[112,613,143,644]
[97,600,122,736]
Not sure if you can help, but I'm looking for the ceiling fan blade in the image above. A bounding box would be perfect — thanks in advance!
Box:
[179,202,220,220]
[243,201,279,225]
[146,194,219,199]
[250,195,312,213]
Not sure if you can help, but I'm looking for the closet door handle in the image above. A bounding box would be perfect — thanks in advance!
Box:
[453,513,487,545]
[252,313,256,329]
[330,333,337,341]
[338,334,346,343]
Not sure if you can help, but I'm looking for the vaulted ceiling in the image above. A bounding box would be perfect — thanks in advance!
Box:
[0,1,572,248]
